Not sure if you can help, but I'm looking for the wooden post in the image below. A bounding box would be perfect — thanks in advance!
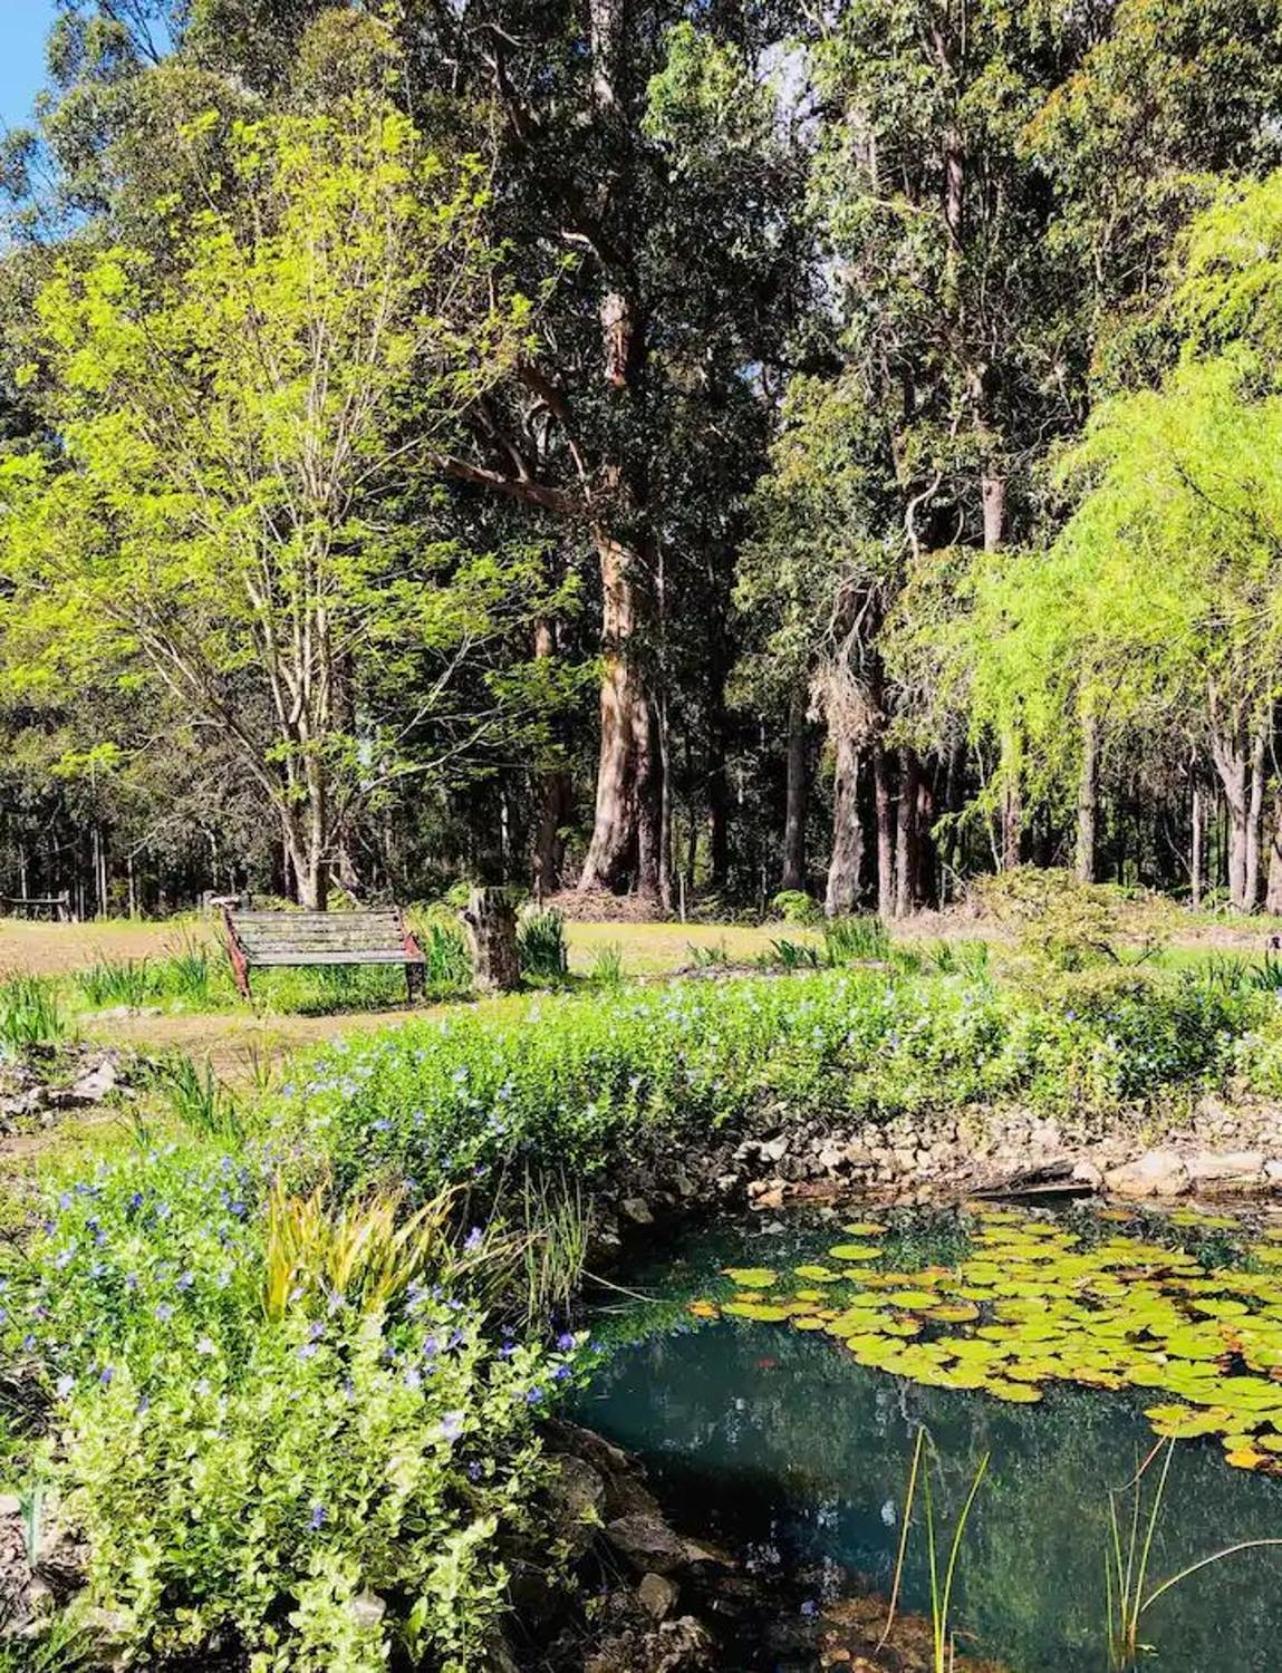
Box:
[459,888,522,994]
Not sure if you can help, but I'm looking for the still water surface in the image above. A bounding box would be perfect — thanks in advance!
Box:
[574,1209,1282,1671]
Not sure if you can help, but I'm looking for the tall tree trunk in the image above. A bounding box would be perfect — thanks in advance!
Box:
[894,749,920,919]
[873,743,895,918]
[1266,792,1282,916]
[1191,784,1204,910]
[532,619,573,897]
[1245,724,1268,911]
[915,768,935,907]
[1210,731,1249,910]
[825,723,862,916]
[578,526,660,896]
[781,687,810,893]
[1076,707,1098,882]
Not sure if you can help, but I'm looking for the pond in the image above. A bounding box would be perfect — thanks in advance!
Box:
[573,1202,1282,1671]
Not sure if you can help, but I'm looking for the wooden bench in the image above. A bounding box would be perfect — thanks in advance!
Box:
[0,892,71,922]
[220,906,426,1002]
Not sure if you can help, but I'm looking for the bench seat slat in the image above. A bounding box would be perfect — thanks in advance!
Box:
[246,950,424,967]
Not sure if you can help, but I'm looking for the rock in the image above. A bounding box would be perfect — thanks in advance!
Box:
[0,1495,20,1519]
[547,1455,606,1553]
[605,1512,688,1575]
[637,1572,680,1621]
[1071,1159,1104,1190]
[620,1198,654,1226]
[69,1059,118,1103]
[1183,1150,1265,1189]
[1104,1149,1190,1198]
[348,1591,386,1631]
[759,1135,790,1164]
[1265,1159,1282,1185]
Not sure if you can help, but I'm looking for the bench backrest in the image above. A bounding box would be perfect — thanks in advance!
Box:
[226,909,420,964]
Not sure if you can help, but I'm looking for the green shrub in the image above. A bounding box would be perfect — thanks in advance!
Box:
[517,906,569,981]
[268,966,1261,1208]
[3,1142,572,1671]
[974,868,1172,971]
[770,889,822,925]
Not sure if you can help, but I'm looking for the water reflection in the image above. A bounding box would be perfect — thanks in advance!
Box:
[576,1218,1282,1671]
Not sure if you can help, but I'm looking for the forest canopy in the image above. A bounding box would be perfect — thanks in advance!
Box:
[4,0,1282,916]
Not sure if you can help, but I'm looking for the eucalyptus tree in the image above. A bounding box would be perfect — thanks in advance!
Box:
[0,92,557,908]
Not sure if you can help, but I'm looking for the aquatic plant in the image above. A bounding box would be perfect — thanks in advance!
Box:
[696,1205,1282,1466]
[878,1427,988,1673]
[1104,1438,1282,1670]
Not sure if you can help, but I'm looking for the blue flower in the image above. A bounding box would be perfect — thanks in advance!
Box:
[309,1503,327,1531]
[464,1226,484,1253]
[524,1386,544,1406]
[297,1342,319,1362]
[175,1271,194,1292]
[99,1366,114,1387]
[155,1302,174,1323]
[439,1409,465,1442]
[556,1331,576,1352]
[55,1374,74,1398]
[403,1366,422,1391]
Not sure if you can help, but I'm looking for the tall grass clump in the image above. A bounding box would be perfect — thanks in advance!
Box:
[588,942,625,988]
[0,975,70,1052]
[822,913,891,964]
[517,907,569,981]
[144,1051,244,1143]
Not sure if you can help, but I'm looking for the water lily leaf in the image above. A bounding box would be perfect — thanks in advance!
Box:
[886,1290,937,1309]
[842,1221,888,1236]
[923,1302,980,1324]
[794,1265,843,1283]
[687,1299,719,1320]
[792,1316,827,1331]
[828,1244,881,1262]
[985,1378,1043,1403]
[723,1301,792,1322]
[881,1317,922,1338]
[722,1268,777,1289]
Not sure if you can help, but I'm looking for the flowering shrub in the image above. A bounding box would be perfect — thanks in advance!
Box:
[270,967,1261,1199]
[0,1142,572,1670]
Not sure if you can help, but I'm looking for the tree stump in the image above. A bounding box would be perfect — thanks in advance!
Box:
[459,887,522,993]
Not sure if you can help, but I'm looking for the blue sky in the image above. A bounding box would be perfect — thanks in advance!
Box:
[0,0,58,132]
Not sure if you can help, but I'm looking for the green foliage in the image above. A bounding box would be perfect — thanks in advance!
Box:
[822,914,891,965]
[0,975,70,1053]
[974,870,1170,971]
[587,942,625,988]
[0,1134,575,1669]
[771,889,822,925]
[269,967,1262,1209]
[517,906,569,981]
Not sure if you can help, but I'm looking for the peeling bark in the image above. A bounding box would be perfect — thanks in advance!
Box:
[825,722,862,916]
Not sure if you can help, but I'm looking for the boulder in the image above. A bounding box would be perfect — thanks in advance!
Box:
[637,1573,680,1621]
[1183,1150,1265,1190]
[605,1512,687,1575]
[1104,1149,1190,1198]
